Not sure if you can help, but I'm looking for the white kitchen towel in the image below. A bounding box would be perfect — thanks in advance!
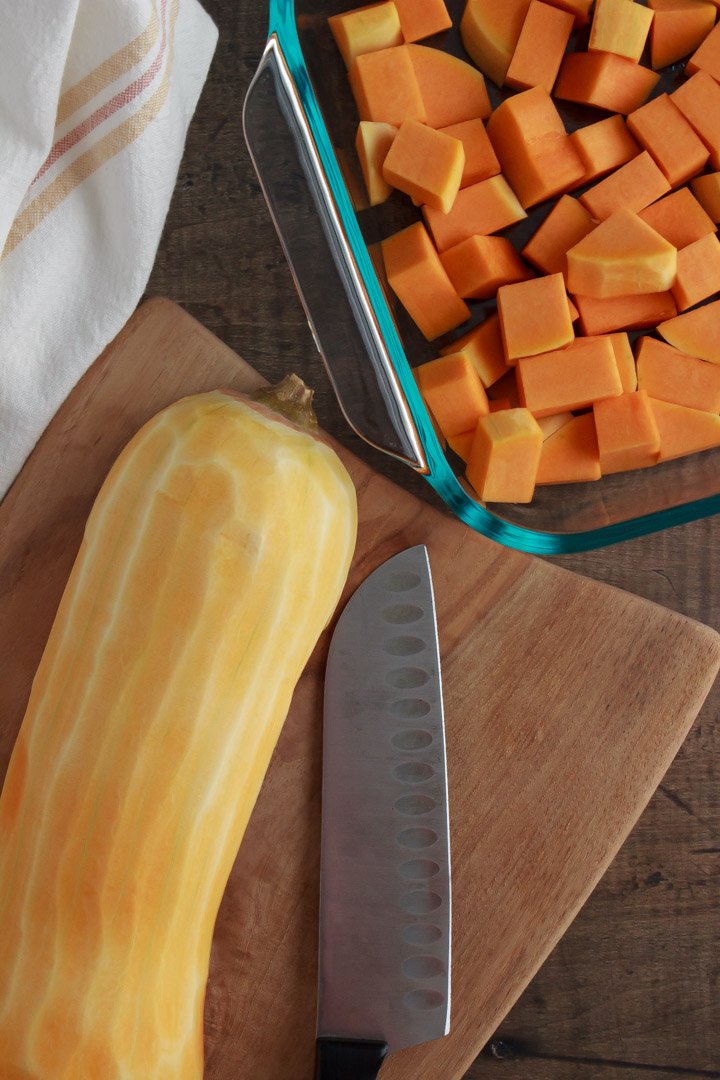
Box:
[0,0,218,498]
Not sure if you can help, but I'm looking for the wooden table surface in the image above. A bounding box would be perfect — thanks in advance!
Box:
[146,4,720,1076]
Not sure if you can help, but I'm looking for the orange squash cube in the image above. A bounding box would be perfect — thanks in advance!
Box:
[658,299,720,364]
[416,353,490,436]
[490,398,513,413]
[382,222,470,340]
[649,397,720,461]
[687,20,720,80]
[440,235,533,300]
[382,120,464,212]
[522,195,595,277]
[466,409,544,503]
[423,175,527,251]
[506,1,575,94]
[329,2,403,68]
[439,119,500,187]
[487,368,521,406]
[608,332,637,392]
[639,187,717,248]
[545,0,593,23]
[394,0,452,42]
[441,314,511,387]
[355,121,397,206]
[536,413,602,483]
[627,94,709,189]
[349,45,427,126]
[574,291,677,335]
[555,51,660,115]
[446,430,476,462]
[671,232,720,311]
[690,172,720,223]
[460,0,533,86]
[567,294,580,321]
[538,412,575,438]
[672,72,720,170]
[580,152,671,221]
[498,273,575,360]
[636,336,720,412]
[569,115,641,184]
[567,210,677,299]
[486,87,585,209]
[594,390,661,473]
[518,337,622,416]
[589,0,654,63]
[648,0,716,71]
[408,44,491,127]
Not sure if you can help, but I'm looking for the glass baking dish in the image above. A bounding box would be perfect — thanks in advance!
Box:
[243,0,720,554]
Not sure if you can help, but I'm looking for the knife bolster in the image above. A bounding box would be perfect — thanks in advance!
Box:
[315,1037,389,1079]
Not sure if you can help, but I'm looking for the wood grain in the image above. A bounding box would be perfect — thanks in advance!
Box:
[143,4,720,1074]
[2,300,718,1080]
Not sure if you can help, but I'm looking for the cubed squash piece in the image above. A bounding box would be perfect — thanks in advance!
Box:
[382,222,471,340]
[536,413,602,483]
[636,336,720,411]
[567,294,580,321]
[506,1,575,94]
[487,368,521,406]
[627,94,709,188]
[658,299,720,363]
[575,291,677,334]
[594,390,661,473]
[356,121,397,206]
[569,115,641,184]
[544,0,593,25]
[687,20,720,79]
[466,408,543,502]
[648,0,717,70]
[538,412,575,438]
[609,332,638,392]
[522,195,596,276]
[499,273,575,360]
[691,172,720,223]
[486,87,585,209]
[555,51,660,114]
[671,232,720,311]
[580,152,671,221]
[416,353,490,435]
[490,398,513,413]
[441,313,511,387]
[446,429,476,462]
[649,397,720,461]
[329,2,404,68]
[518,336,622,415]
[672,72,720,170]
[440,235,533,299]
[408,44,491,126]
[423,175,527,251]
[383,120,464,212]
[349,45,427,126]
[440,119,500,187]
[394,0,451,41]
[589,0,654,63]
[639,187,717,248]
[460,0,533,86]
[567,209,677,299]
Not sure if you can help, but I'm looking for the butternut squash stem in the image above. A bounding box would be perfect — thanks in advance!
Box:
[249,374,318,431]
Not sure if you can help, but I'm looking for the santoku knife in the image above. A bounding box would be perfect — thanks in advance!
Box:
[316,545,451,1080]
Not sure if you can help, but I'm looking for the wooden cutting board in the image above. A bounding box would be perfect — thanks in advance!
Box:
[1,299,718,1080]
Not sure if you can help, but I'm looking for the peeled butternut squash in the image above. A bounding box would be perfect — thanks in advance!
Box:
[0,381,357,1080]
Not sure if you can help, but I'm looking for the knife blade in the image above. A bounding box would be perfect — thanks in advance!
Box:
[316,545,451,1080]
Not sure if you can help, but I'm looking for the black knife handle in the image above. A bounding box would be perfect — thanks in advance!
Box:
[315,1038,389,1080]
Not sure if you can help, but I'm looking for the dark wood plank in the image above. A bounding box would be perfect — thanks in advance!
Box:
[145,4,720,1078]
